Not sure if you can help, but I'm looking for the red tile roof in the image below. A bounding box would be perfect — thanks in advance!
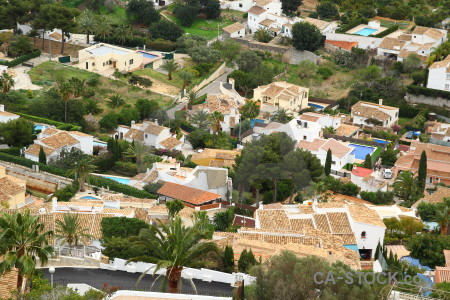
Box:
[325,40,358,51]
[157,182,222,205]
[352,166,374,177]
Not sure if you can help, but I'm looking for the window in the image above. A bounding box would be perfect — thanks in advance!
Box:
[130,59,134,65]
[103,62,105,66]
[446,73,450,80]
[239,3,242,7]
[331,161,336,165]
[395,112,398,117]
[303,136,307,140]
[414,35,416,38]
[303,122,308,128]
[445,84,450,91]
[145,134,148,138]
[361,231,366,239]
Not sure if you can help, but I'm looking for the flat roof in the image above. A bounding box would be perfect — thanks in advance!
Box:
[88,45,129,56]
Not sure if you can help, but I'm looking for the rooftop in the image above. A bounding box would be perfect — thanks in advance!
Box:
[87,44,130,56]
[223,22,245,33]
[325,40,358,51]
[157,182,222,205]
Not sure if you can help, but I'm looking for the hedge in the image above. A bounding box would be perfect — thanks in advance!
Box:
[0,152,156,199]
[16,113,81,131]
[406,85,450,100]
[0,147,21,156]
[0,50,41,67]
[373,25,399,38]
[94,35,148,48]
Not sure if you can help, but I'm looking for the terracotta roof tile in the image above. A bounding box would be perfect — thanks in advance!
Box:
[325,40,358,51]
[248,5,266,15]
[159,137,182,150]
[223,22,245,33]
[0,269,18,298]
[24,143,55,157]
[143,122,166,135]
[40,131,79,149]
[305,17,331,30]
[379,37,407,51]
[124,128,144,141]
[412,26,445,40]
[69,131,93,138]
[157,182,222,205]
[193,94,238,115]
[336,124,360,137]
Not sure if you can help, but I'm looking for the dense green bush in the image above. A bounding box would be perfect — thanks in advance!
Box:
[373,25,399,38]
[360,190,395,204]
[146,39,177,52]
[94,35,148,48]
[0,147,21,156]
[16,112,81,131]
[407,85,450,100]
[101,216,150,239]
[113,161,138,177]
[53,181,79,202]
[0,50,41,67]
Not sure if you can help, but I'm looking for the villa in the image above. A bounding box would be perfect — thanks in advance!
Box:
[346,20,387,37]
[247,3,301,36]
[116,120,183,151]
[426,120,450,146]
[0,166,27,209]
[351,100,399,128]
[0,105,19,123]
[222,22,246,38]
[24,128,94,163]
[350,166,387,192]
[427,55,450,92]
[253,81,309,113]
[157,182,223,207]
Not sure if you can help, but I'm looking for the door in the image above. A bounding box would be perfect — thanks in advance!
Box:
[85,62,88,69]
[113,61,116,68]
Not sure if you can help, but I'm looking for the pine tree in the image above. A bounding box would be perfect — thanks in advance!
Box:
[363,154,372,169]
[38,146,46,164]
[324,149,332,176]
[222,245,235,273]
[417,150,427,193]
[238,249,248,272]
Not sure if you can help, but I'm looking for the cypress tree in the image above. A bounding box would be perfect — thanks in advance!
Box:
[324,149,332,176]
[238,249,248,272]
[418,150,427,193]
[374,240,381,260]
[222,245,235,273]
[38,146,46,164]
[363,154,372,169]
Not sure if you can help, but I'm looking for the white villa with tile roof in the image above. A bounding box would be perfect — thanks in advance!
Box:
[24,128,94,163]
[253,81,309,113]
[222,22,246,38]
[247,2,301,36]
[0,105,19,123]
[116,120,182,151]
[351,100,399,128]
[427,55,450,92]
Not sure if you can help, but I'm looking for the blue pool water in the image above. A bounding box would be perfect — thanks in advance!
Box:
[137,51,159,59]
[100,175,130,185]
[371,138,390,145]
[354,28,377,36]
[80,196,100,200]
[34,124,47,132]
[250,119,265,127]
[349,143,375,160]
[308,103,325,109]
[93,141,107,147]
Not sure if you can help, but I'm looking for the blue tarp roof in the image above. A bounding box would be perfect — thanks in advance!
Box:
[400,256,432,271]
[344,244,359,251]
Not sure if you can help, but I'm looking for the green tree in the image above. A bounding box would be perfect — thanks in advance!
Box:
[402,53,422,74]
[129,216,218,293]
[188,46,221,64]
[254,28,273,43]
[94,15,112,40]
[46,3,80,54]
[222,245,235,273]
[108,94,126,108]
[126,0,160,25]
[281,0,302,15]
[236,51,262,73]
[135,99,159,120]
[124,142,148,171]
[324,149,332,176]
[148,19,184,42]
[190,109,212,130]
[270,108,293,124]
[208,111,224,135]
[292,22,323,51]
[0,118,34,147]
[323,126,336,134]
[67,158,97,192]
[205,0,221,19]
[238,249,257,273]
[392,171,418,204]
[0,72,15,93]
[186,90,197,110]
[406,234,450,268]
[0,211,54,292]
[38,146,47,164]
[161,60,180,80]
[178,70,194,90]
[316,1,339,19]
[173,4,199,27]
[9,35,34,57]
[241,100,260,120]
[363,153,372,169]
[417,150,427,193]
[213,208,235,231]
[115,25,133,45]
[101,217,149,239]
[166,199,185,218]
[77,9,96,44]
[380,147,399,167]
[212,39,241,62]
[437,206,450,236]
[55,213,93,247]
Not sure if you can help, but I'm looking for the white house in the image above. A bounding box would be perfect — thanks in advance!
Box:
[427,121,450,146]
[351,100,399,128]
[0,105,19,123]
[190,94,240,135]
[220,0,253,12]
[350,166,388,192]
[222,22,246,38]
[24,128,94,163]
[427,55,450,91]
[116,121,182,151]
[297,138,355,171]
[247,3,300,35]
[253,81,309,113]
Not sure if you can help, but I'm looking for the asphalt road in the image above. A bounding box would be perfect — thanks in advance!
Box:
[41,268,233,296]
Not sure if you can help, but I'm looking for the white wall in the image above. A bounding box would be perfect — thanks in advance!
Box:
[221,0,253,12]
[111,290,231,300]
[427,65,450,91]
[325,33,382,49]
[354,222,385,259]
[311,148,354,171]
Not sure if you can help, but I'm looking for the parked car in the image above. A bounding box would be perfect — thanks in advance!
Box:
[383,169,393,179]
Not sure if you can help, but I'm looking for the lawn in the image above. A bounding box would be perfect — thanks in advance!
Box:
[134,68,184,89]
[221,9,246,18]
[29,61,171,114]
[96,5,127,25]
[163,6,234,40]
[398,117,413,125]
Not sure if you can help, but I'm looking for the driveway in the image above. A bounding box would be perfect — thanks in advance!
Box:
[196,67,234,97]
[12,66,41,91]
[41,268,233,296]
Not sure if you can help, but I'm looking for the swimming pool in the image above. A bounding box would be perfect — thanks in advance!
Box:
[349,144,375,160]
[250,119,265,127]
[93,140,107,147]
[80,196,101,200]
[354,28,377,36]
[34,124,47,132]
[371,138,390,145]
[308,103,325,110]
[137,51,160,60]
[98,175,131,185]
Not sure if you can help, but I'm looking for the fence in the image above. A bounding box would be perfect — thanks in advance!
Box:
[110,290,233,299]
[54,245,101,260]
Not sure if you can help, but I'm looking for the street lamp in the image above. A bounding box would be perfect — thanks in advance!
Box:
[49,267,55,287]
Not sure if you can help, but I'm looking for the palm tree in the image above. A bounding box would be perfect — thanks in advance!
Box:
[437,206,450,236]
[0,73,15,93]
[77,10,96,44]
[161,60,180,80]
[94,16,112,40]
[115,25,132,45]
[178,70,193,90]
[56,213,93,248]
[129,216,218,293]
[392,171,418,204]
[270,108,293,124]
[124,142,148,172]
[208,111,224,135]
[0,211,54,292]
[108,94,125,108]
[241,100,260,120]
[189,110,211,130]
[323,126,336,135]
[186,90,197,110]
[68,77,86,98]
[58,81,73,123]
[67,158,97,192]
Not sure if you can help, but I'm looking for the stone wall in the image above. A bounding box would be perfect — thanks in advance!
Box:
[406,93,450,107]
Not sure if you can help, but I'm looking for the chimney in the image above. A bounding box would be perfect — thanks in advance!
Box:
[131,120,135,126]
[155,119,158,124]
[52,196,57,211]
[229,78,235,90]
[0,104,4,112]
[378,99,383,106]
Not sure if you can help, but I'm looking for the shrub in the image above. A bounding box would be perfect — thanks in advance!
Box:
[94,35,148,48]
[360,190,395,205]
[53,181,79,202]
[0,147,21,156]
[101,216,150,239]
[146,39,177,52]
[406,85,450,100]
[317,66,334,79]
[15,113,81,131]
[113,161,138,177]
